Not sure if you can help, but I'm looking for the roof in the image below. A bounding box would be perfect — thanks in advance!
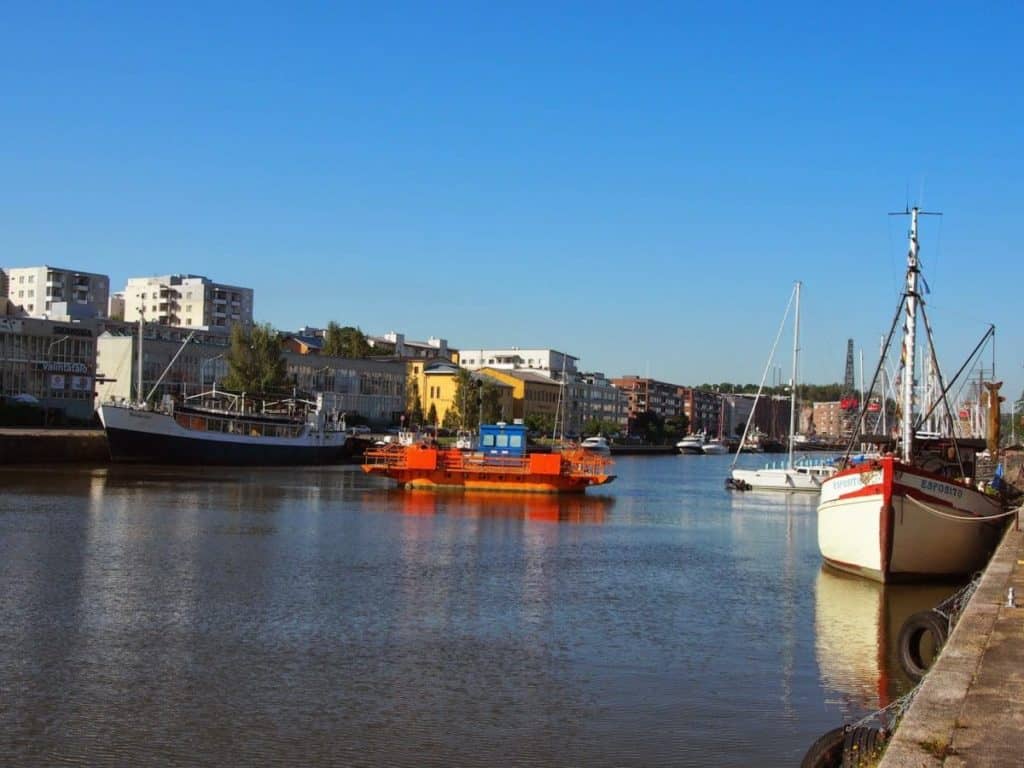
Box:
[483,368,560,385]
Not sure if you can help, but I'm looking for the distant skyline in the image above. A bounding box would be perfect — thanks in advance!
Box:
[2,4,1021,402]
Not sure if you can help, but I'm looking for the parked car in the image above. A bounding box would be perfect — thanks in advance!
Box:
[347,425,372,436]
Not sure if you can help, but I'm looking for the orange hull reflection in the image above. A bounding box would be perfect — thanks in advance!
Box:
[392,489,612,524]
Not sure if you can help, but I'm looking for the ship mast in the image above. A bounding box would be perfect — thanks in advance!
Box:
[901,208,920,461]
[891,205,941,461]
[788,281,801,469]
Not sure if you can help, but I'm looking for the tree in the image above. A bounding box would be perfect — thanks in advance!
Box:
[222,323,288,394]
[321,321,344,356]
[427,403,438,427]
[445,369,479,430]
[406,377,425,426]
[582,418,621,437]
[322,322,371,358]
[665,413,689,439]
[524,412,555,437]
[480,381,503,424]
[631,410,667,444]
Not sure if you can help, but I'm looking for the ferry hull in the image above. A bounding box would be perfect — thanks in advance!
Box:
[817,457,1002,582]
[99,404,349,466]
[362,444,615,495]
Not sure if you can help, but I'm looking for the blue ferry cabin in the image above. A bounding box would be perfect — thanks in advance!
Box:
[478,423,527,457]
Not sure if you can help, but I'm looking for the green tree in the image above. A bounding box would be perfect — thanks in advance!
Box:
[322,322,371,358]
[445,369,479,430]
[427,403,438,427]
[631,410,667,443]
[480,381,503,424]
[321,321,344,356]
[665,413,690,439]
[222,323,288,394]
[582,418,621,437]
[525,412,555,437]
[406,377,425,426]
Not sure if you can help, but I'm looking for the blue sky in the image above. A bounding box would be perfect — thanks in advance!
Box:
[3,3,1022,403]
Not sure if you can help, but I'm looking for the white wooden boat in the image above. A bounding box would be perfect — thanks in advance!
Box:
[817,208,1006,582]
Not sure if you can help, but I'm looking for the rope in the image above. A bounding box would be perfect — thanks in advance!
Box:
[905,495,1020,523]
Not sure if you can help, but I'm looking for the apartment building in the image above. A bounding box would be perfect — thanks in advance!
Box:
[5,265,109,319]
[122,274,253,333]
[566,372,629,435]
[459,348,578,380]
[812,401,845,439]
[678,387,722,436]
[610,376,682,426]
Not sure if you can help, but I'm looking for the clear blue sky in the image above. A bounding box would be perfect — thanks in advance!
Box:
[3,4,1022,403]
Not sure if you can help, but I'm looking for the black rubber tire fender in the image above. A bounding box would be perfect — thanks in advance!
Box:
[898,609,949,681]
[842,725,887,766]
[800,726,846,768]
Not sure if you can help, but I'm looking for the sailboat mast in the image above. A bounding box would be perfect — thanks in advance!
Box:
[900,207,921,462]
[788,281,801,468]
[137,308,144,405]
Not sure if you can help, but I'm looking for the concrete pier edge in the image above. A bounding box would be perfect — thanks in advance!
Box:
[879,514,1024,767]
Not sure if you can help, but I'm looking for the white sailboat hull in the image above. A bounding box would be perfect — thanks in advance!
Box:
[730,465,829,492]
[817,457,1002,582]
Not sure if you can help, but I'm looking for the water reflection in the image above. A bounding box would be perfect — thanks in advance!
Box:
[370,489,614,524]
[814,566,958,717]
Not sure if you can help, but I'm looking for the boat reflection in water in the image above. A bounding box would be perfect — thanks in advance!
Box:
[380,489,614,524]
[814,565,959,716]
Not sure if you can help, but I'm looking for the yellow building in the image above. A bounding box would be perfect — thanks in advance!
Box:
[407,360,513,427]
[479,368,561,422]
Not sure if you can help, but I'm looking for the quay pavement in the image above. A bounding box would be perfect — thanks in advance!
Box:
[880,518,1024,767]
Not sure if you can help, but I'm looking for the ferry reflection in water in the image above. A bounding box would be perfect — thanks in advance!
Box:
[814,566,959,717]
[373,488,614,524]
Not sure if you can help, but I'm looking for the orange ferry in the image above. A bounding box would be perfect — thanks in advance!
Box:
[362,422,615,494]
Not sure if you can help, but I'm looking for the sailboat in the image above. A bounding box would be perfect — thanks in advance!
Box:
[817,207,1006,582]
[728,282,836,492]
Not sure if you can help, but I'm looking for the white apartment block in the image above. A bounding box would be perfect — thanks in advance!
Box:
[5,265,110,319]
[458,348,578,380]
[122,274,253,333]
[367,331,451,360]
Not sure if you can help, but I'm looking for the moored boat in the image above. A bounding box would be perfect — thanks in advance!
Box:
[580,435,612,456]
[729,281,830,491]
[362,422,615,493]
[730,457,837,492]
[676,433,706,454]
[700,438,729,455]
[817,208,1008,582]
[98,389,350,465]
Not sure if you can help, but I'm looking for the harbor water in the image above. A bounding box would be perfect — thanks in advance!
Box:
[0,454,960,767]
